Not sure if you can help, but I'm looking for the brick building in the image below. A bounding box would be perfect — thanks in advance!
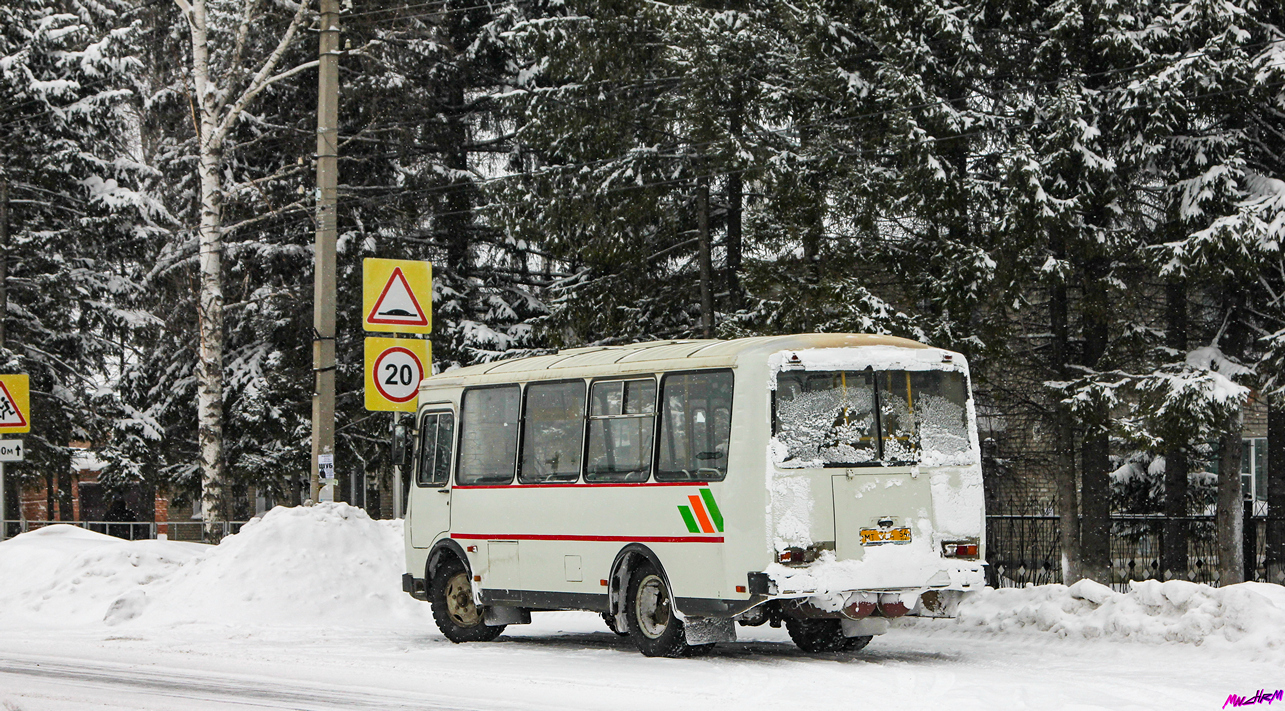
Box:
[16,445,171,538]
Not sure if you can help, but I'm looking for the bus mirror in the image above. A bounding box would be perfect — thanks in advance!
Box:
[392,424,409,468]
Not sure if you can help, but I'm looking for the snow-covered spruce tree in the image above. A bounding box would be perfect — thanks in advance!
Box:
[500,0,825,346]
[496,0,707,346]
[1127,0,1280,584]
[0,0,159,523]
[1103,0,1274,582]
[981,0,1164,584]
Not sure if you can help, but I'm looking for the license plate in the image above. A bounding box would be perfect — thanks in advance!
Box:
[860,527,911,545]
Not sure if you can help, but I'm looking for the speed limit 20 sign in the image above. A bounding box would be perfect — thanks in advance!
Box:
[364,337,431,412]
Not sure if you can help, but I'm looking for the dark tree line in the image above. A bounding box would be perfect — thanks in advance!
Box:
[1,0,1282,581]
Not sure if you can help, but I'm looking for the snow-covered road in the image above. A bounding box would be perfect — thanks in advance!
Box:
[2,612,1278,711]
[2,504,1281,711]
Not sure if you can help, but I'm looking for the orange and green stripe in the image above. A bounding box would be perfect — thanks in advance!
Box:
[678,488,724,534]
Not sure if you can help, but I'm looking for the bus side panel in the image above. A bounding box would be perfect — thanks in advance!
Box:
[715,358,772,602]
[450,486,733,603]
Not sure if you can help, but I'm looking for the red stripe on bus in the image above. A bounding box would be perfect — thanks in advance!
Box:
[450,533,724,543]
[451,482,709,490]
[688,495,716,533]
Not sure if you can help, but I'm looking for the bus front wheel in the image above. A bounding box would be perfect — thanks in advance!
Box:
[430,558,505,643]
[625,563,709,657]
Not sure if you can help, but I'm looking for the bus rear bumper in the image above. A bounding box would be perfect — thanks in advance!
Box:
[752,560,986,621]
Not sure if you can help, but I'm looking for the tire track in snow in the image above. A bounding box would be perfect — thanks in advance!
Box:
[0,654,487,710]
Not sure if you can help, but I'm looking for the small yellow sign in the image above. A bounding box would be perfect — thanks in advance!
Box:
[0,374,30,433]
[363,258,432,334]
[365,337,430,412]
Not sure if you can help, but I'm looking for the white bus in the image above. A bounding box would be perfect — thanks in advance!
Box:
[400,334,986,657]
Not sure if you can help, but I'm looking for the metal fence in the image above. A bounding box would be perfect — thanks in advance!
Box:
[1,519,249,543]
[986,513,1285,590]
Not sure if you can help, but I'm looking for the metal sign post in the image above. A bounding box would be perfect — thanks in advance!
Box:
[392,413,403,521]
[0,439,24,542]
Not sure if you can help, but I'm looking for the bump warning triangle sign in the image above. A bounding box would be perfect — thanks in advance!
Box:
[363,259,432,334]
[368,268,427,326]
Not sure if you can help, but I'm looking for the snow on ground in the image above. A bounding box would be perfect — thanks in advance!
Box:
[942,577,1285,654]
[1,503,1282,710]
[0,503,431,629]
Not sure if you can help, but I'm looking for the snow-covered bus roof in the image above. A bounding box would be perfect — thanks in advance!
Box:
[421,333,955,390]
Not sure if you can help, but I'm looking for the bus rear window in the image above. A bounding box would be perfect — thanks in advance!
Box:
[458,385,520,485]
[774,371,877,467]
[877,370,971,466]
[773,369,972,467]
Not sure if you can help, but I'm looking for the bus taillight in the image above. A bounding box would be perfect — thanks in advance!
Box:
[942,540,980,559]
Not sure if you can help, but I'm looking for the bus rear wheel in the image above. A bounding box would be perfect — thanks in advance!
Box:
[625,563,708,657]
[785,618,870,653]
[430,558,504,643]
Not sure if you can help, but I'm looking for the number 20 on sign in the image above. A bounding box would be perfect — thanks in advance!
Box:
[364,338,430,412]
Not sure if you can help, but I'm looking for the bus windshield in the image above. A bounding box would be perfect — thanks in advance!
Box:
[774,369,972,468]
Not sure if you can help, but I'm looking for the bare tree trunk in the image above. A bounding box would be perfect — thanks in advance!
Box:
[1050,278,1080,583]
[697,179,713,338]
[1216,415,1244,585]
[1162,279,1188,579]
[185,0,227,537]
[725,171,742,312]
[725,85,743,312]
[174,0,314,537]
[197,140,226,533]
[1079,257,1111,584]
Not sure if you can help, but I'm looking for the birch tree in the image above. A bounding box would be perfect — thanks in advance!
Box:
[172,0,316,534]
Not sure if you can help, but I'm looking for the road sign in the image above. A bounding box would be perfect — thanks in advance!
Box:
[365,337,430,412]
[363,258,431,334]
[0,440,22,462]
[0,375,30,434]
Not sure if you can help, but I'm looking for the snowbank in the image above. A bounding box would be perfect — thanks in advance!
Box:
[0,503,431,629]
[942,578,1285,655]
[0,524,205,626]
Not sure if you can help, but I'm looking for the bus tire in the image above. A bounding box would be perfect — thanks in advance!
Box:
[844,634,873,652]
[785,618,850,653]
[625,562,703,657]
[430,558,504,643]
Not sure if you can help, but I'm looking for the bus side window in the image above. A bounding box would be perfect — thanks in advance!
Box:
[458,386,520,485]
[656,370,734,482]
[416,412,455,488]
[585,378,655,483]
[520,380,585,484]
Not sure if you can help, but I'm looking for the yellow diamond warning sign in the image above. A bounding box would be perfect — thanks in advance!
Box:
[365,337,430,412]
[0,374,30,433]
[363,258,432,334]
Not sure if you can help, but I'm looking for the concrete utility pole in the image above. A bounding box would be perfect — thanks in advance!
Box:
[310,0,340,504]
[0,170,8,540]
[1,170,9,350]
